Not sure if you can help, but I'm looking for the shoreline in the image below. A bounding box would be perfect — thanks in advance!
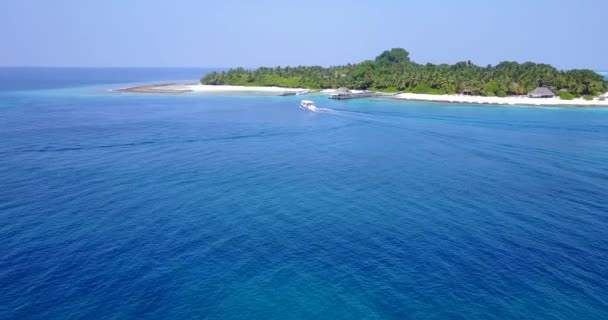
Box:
[390,93,608,107]
[114,83,193,94]
[114,83,608,107]
[113,84,308,95]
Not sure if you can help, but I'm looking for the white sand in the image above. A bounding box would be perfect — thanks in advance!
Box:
[393,93,608,107]
[118,83,608,107]
[185,84,307,93]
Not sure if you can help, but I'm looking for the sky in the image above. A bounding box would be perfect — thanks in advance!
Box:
[1,0,606,70]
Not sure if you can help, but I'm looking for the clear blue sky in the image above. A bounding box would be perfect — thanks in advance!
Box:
[1,0,606,69]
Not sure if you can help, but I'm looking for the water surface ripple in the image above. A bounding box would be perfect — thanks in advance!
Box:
[1,72,608,319]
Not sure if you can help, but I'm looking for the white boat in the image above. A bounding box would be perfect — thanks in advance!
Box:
[300,100,318,111]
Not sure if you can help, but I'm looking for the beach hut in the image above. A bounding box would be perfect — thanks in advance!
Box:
[336,87,351,94]
[528,87,556,98]
[460,89,472,96]
[329,87,355,100]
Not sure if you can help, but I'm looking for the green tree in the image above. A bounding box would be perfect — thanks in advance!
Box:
[201,49,608,96]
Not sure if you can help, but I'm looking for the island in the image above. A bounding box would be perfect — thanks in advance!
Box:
[116,48,608,107]
[199,48,608,106]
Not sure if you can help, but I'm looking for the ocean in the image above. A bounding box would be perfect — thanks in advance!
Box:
[1,68,607,319]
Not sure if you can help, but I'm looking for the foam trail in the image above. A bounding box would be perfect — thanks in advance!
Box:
[313,107,336,114]
[307,104,401,126]
[317,107,391,123]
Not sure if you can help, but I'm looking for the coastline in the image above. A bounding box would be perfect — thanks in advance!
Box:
[114,83,608,107]
[114,83,193,94]
[391,93,608,107]
[188,84,308,93]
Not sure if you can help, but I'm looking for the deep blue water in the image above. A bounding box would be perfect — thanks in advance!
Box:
[1,69,608,319]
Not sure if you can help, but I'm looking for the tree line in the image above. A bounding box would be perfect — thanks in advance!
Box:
[201,49,607,97]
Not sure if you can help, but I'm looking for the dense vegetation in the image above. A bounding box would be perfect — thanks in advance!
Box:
[201,49,607,96]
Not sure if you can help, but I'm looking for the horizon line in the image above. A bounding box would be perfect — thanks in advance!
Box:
[0,65,226,69]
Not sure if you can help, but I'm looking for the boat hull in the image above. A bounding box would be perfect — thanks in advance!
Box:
[300,105,318,112]
[300,100,318,112]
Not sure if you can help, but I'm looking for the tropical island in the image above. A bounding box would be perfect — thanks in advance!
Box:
[115,48,608,107]
[199,48,608,105]
[201,48,606,97]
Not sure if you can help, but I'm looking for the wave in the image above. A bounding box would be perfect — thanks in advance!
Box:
[5,123,363,154]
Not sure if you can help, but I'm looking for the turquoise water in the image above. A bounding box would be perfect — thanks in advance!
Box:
[1,69,608,319]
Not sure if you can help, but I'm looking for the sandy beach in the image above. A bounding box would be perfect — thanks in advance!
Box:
[114,84,307,94]
[186,84,307,93]
[115,83,608,107]
[116,84,350,95]
[114,83,196,94]
[392,93,608,107]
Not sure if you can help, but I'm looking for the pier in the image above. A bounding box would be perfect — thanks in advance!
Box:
[329,88,401,100]
[278,87,400,99]
[278,89,321,96]
[330,91,383,100]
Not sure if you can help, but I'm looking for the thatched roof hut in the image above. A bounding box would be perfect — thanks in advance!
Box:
[528,87,555,98]
[337,87,351,94]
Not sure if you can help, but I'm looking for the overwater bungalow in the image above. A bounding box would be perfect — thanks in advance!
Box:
[329,87,353,99]
[528,87,556,98]
[336,87,351,95]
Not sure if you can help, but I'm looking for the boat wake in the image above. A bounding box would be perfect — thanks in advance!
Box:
[315,107,411,128]
[312,107,336,114]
